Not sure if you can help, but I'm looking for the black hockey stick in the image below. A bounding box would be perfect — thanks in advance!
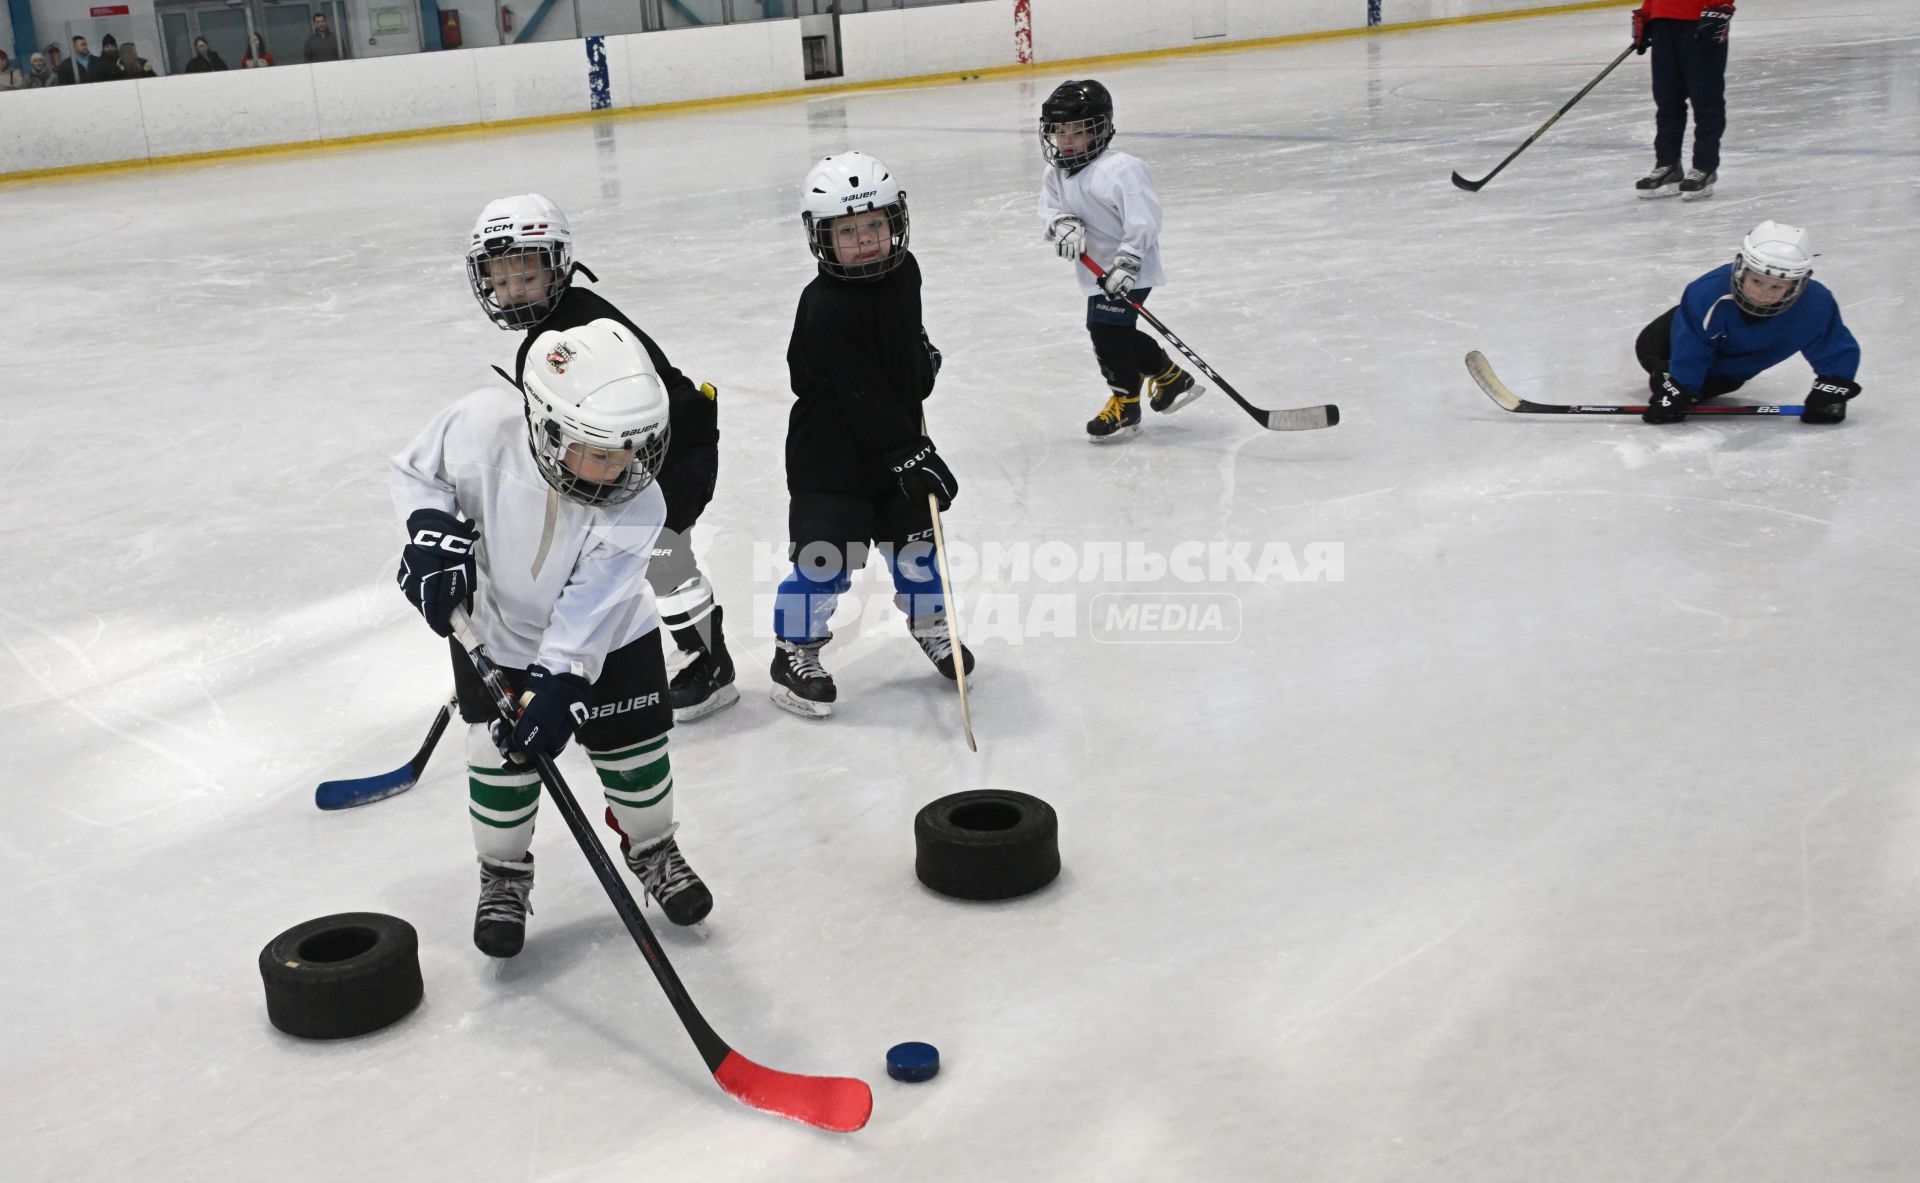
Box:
[315,693,456,810]
[449,611,872,1133]
[1467,351,1805,416]
[1451,43,1637,192]
[1078,255,1339,431]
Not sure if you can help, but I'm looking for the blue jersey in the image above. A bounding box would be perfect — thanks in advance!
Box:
[1669,264,1860,393]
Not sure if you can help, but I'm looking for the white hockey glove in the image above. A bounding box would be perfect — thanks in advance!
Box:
[1050,215,1087,261]
[1101,252,1142,299]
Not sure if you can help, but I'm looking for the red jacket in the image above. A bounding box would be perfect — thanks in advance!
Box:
[1639,1,1710,18]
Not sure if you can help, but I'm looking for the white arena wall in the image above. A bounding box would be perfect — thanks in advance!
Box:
[0,0,1613,179]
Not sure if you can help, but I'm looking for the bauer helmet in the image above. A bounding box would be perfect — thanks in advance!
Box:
[467,193,574,330]
[1730,221,1814,318]
[1040,79,1114,173]
[520,319,670,508]
[800,151,910,281]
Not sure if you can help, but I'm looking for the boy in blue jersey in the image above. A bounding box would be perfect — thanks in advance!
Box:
[1638,221,1861,424]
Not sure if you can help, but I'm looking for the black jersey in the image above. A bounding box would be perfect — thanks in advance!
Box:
[784,251,936,495]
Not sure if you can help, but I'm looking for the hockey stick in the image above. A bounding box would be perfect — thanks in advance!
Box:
[315,693,456,810]
[1467,351,1804,416]
[1078,256,1339,432]
[1451,43,1637,192]
[449,610,872,1133]
[926,494,977,753]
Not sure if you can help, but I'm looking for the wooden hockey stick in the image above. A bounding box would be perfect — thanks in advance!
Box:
[1451,44,1637,191]
[450,610,872,1133]
[926,494,977,753]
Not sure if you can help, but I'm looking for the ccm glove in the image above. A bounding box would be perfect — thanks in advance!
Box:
[887,436,958,512]
[397,508,477,637]
[1697,2,1734,45]
[490,665,592,764]
[1101,252,1142,299]
[1631,4,1650,53]
[1801,376,1860,425]
[1642,372,1699,425]
[1050,215,1087,261]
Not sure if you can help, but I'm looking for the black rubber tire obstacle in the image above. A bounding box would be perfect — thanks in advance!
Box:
[259,912,423,1039]
[914,790,1060,901]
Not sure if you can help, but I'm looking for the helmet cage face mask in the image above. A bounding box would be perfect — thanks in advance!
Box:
[804,198,911,281]
[1730,254,1810,318]
[800,153,910,281]
[520,322,671,508]
[1730,222,1813,318]
[1039,113,1114,172]
[469,241,572,331]
[526,407,669,507]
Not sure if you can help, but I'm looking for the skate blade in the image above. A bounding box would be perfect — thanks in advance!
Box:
[1637,187,1681,200]
[769,686,833,719]
[1153,384,1206,415]
[672,682,740,723]
[1680,188,1715,202]
[1087,425,1140,444]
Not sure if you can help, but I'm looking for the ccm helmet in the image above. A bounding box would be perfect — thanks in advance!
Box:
[467,194,574,330]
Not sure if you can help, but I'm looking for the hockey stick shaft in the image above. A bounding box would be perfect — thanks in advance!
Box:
[1451,43,1637,191]
[315,693,455,810]
[1466,351,1804,416]
[1077,255,1337,432]
[449,611,871,1132]
[926,494,977,753]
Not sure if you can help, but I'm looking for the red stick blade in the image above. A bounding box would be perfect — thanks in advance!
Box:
[713,1051,873,1133]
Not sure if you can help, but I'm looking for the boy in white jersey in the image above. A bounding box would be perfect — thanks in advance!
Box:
[392,319,713,958]
[1038,78,1203,442]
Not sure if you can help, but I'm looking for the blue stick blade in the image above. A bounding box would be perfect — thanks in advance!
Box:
[315,766,418,810]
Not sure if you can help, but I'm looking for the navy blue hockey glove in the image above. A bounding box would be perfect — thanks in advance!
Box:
[887,436,958,512]
[490,665,592,764]
[398,508,477,637]
[1801,376,1860,425]
[1697,2,1734,45]
[1642,372,1699,425]
[921,328,942,379]
[1101,252,1142,299]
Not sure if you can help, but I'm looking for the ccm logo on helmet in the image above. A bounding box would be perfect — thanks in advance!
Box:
[410,528,473,554]
[572,693,661,723]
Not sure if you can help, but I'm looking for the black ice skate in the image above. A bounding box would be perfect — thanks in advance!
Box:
[668,606,739,723]
[474,853,534,958]
[911,614,976,680]
[1086,393,1141,443]
[1679,169,1716,202]
[1146,362,1205,414]
[770,637,836,719]
[1635,163,1682,199]
[624,824,712,926]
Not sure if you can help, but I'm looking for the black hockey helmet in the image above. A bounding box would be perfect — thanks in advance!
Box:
[1039,79,1114,173]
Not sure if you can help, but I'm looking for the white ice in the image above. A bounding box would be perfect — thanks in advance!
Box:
[5,2,1919,1179]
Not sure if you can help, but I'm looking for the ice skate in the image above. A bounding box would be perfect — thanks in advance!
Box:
[770,637,836,718]
[911,613,976,681]
[1146,362,1204,414]
[624,824,712,926]
[474,853,534,958]
[1635,163,1682,199]
[1086,393,1141,442]
[668,607,739,723]
[1678,168,1716,201]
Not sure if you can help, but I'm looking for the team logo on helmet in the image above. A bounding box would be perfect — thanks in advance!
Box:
[546,341,577,373]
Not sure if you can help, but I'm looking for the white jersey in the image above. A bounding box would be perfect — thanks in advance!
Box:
[390,385,665,683]
[1038,150,1168,298]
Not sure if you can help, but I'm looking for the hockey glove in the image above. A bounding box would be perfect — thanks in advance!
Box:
[1642,372,1699,425]
[1050,215,1087,261]
[1631,4,1650,54]
[887,436,958,512]
[1801,376,1860,425]
[1697,2,1734,45]
[398,508,478,637]
[490,665,592,764]
[1101,252,1142,299]
[921,327,942,379]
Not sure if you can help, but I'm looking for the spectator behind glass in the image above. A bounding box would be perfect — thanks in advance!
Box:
[243,32,274,68]
[0,49,26,91]
[119,42,156,79]
[184,36,228,73]
[303,12,342,63]
[26,52,58,88]
[96,34,123,80]
[57,36,93,84]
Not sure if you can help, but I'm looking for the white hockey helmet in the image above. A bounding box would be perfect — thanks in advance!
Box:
[800,151,910,281]
[520,319,670,508]
[467,193,575,330]
[1731,221,1814,317]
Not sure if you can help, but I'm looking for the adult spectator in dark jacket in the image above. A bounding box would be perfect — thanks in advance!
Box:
[57,36,96,84]
[118,42,156,79]
[183,37,228,72]
[303,12,342,63]
[94,35,124,80]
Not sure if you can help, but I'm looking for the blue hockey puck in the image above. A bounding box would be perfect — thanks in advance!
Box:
[886,1041,940,1083]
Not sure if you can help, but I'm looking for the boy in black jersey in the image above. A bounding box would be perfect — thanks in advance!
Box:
[770,153,974,719]
[465,193,738,723]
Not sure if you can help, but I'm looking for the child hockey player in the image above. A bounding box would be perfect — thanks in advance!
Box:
[1037,78,1203,442]
[1638,221,1861,424]
[466,194,736,722]
[393,318,713,958]
[1630,0,1735,200]
[770,151,974,718]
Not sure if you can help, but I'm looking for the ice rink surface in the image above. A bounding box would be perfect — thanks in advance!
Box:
[5,2,1919,1179]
